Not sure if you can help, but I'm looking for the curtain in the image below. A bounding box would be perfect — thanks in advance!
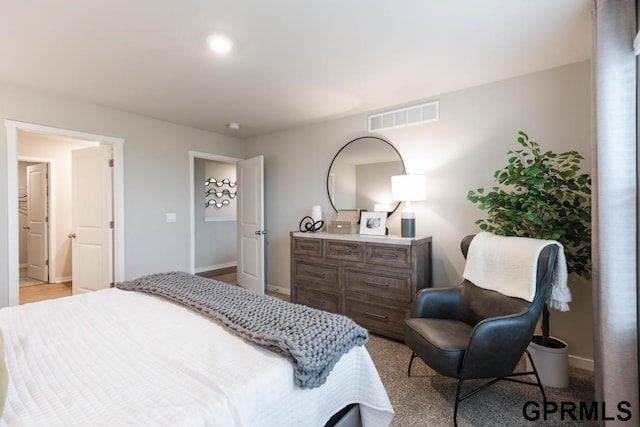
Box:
[592,1,638,425]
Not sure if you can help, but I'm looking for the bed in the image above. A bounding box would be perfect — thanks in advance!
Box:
[0,272,394,426]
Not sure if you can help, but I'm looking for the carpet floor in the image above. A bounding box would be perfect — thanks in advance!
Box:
[364,334,596,427]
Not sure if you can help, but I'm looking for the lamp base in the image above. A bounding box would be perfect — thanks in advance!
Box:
[401,217,415,238]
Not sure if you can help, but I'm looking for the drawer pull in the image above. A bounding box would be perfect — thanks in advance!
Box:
[300,244,315,250]
[364,312,389,321]
[308,297,325,306]
[336,249,353,255]
[364,280,389,289]
[308,271,326,278]
[378,252,400,259]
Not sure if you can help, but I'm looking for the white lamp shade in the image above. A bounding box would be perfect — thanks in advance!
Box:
[391,174,426,202]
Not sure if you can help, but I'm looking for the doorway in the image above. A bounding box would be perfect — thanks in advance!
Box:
[189,152,241,275]
[18,159,51,287]
[188,152,266,295]
[5,120,125,306]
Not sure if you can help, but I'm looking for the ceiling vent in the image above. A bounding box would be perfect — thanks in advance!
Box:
[368,100,439,132]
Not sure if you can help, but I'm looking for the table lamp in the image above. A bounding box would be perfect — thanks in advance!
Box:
[391,174,426,238]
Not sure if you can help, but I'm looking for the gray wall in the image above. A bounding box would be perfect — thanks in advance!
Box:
[0,83,245,306]
[246,61,593,364]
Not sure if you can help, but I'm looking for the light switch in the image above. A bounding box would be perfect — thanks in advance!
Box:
[166,213,177,223]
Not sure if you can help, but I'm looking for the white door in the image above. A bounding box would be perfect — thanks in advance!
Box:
[26,163,49,282]
[71,145,114,294]
[236,155,265,295]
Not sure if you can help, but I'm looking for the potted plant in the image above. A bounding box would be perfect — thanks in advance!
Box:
[466,131,591,387]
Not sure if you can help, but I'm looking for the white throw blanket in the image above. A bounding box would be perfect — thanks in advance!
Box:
[462,232,571,311]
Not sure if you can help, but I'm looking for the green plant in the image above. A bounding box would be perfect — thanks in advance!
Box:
[467,131,591,347]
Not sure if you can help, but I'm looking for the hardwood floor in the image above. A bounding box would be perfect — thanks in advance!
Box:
[20,282,72,305]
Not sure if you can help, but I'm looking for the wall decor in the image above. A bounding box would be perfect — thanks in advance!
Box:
[205,176,237,209]
[327,136,404,215]
[205,188,237,198]
[206,199,231,209]
[359,212,387,236]
[206,177,237,188]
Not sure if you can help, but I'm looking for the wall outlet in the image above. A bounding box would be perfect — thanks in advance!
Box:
[166,213,177,223]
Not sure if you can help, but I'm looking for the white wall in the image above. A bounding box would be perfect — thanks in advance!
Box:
[246,61,593,363]
[0,83,245,306]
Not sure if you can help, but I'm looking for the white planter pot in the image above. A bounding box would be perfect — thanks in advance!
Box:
[527,336,569,388]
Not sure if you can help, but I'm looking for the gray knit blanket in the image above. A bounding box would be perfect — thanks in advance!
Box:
[116,271,368,389]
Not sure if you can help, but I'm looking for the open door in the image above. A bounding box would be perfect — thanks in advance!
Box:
[71,145,114,294]
[26,163,49,282]
[236,155,265,295]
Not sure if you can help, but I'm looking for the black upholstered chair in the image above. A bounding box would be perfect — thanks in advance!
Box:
[404,234,559,426]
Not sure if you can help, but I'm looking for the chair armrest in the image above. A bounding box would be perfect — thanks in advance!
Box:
[412,285,463,319]
[459,311,535,379]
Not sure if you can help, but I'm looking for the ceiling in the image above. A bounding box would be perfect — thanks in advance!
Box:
[0,1,592,139]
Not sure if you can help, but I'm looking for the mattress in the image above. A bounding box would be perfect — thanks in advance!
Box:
[0,288,394,426]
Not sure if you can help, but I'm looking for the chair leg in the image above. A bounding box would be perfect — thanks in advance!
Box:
[453,379,463,427]
[524,349,547,405]
[407,352,418,377]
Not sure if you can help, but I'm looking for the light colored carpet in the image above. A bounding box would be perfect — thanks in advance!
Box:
[364,334,596,427]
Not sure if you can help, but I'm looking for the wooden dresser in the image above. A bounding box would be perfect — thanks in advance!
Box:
[290,232,432,341]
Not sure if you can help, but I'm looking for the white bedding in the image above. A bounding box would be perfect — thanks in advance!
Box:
[0,288,394,426]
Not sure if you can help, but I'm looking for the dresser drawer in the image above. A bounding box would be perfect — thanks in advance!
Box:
[294,287,340,314]
[292,260,340,290]
[345,269,411,303]
[345,298,408,340]
[366,244,411,268]
[292,237,323,257]
[326,240,363,262]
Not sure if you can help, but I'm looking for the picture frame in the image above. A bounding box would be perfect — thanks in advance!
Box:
[359,211,387,236]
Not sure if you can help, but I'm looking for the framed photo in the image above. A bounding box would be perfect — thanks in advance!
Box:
[359,212,387,236]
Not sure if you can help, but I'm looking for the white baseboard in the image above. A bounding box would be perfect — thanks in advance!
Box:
[195,262,237,273]
[266,284,290,296]
[568,354,594,371]
[50,276,71,284]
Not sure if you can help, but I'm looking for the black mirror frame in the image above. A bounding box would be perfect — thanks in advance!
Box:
[327,135,405,216]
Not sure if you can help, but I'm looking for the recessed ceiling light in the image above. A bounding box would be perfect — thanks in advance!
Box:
[207,34,233,54]
[228,123,240,130]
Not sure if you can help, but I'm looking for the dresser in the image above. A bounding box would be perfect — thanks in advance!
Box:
[290,232,432,341]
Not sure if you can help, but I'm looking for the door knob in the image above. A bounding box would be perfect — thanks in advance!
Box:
[68,233,76,239]
[254,230,267,235]
[23,226,30,230]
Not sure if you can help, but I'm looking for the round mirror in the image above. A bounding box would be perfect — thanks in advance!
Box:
[327,136,405,214]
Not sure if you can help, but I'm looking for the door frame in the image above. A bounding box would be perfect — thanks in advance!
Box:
[188,151,241,274]
[5,120,125,306]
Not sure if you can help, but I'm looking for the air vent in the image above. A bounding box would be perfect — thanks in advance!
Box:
[368,100,439,132]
